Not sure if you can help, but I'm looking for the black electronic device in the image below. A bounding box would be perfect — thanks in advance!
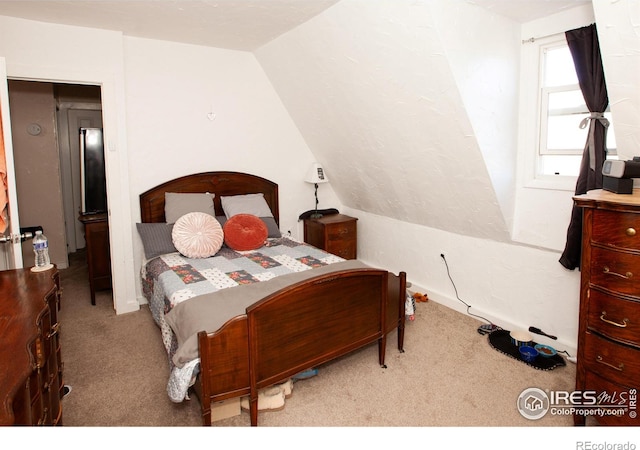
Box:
[477,324,499,335]
[298,208,339,221]
[602,158,640,194]
[603,175,634,194]
[602,159,640,178]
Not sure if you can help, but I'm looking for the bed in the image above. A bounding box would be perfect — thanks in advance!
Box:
[138,171,407,426]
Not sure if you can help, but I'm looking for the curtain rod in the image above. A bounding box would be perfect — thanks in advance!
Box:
[521,31,565,44]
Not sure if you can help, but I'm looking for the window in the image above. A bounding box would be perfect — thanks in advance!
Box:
[537,41,616,177]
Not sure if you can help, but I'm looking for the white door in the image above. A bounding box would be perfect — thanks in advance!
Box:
[0,57,23,270]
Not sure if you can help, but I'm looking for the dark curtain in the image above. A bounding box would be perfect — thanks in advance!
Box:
[559,24,609,270]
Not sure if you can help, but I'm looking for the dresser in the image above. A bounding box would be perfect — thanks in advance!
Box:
[304,213,358,260]
[79,213,112,305]
[0,266,63,425]
[574,189,640,426]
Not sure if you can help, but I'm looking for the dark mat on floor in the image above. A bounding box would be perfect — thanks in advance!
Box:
[488,329,566,370]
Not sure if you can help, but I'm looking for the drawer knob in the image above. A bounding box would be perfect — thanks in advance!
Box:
[600,311,629,328]
[596,355,624,372]
[602,266,633,279]
[626,227,636,237]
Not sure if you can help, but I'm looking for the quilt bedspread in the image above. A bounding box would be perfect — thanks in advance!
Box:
[141,236,345,401]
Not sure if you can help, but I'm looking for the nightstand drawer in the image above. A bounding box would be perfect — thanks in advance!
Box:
[325,221,356,241]
[326,239,356,260]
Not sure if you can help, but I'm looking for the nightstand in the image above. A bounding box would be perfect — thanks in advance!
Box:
[78,213,112,305]
[303,213,357,259]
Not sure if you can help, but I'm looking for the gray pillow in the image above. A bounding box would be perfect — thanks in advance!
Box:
[260,217,281,238]
[220,193,273,218]
[136,223,176,259]
[165,192,215,223]
[219,194,281,238]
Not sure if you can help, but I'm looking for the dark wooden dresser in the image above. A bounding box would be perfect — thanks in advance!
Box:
[79,213,112,305]
[574,189,639,426]
[304,213,357,260]
[0,266,63,425]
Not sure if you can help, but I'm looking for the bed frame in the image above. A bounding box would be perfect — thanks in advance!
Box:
[139,171,406,426]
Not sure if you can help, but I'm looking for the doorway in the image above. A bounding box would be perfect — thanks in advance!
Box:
[7,80,103,268]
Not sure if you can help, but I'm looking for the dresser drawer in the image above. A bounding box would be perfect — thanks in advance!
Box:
[592,209,640,251]
[588,289,640,346]
[583,370,638,426]
[582,331,640,387]
[590,246,640,296]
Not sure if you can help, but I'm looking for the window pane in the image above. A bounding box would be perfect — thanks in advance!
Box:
[548,89,586,113]
[544,46,578,87]
[539,154,582,176]
[546,113,588,151]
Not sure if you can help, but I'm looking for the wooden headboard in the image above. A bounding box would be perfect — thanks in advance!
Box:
[139,172,279,224]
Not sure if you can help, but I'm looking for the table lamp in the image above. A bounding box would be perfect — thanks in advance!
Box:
[304,162,329,219]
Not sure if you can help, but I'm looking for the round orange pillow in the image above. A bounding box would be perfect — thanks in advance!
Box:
[223,214,268,251]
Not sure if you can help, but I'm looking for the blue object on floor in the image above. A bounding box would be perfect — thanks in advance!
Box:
[292,368,318,380]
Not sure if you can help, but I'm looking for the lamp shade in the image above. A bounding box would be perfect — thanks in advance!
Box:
[305,163,329,184]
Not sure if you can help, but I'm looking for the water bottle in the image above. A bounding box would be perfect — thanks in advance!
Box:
[33,230,51,268]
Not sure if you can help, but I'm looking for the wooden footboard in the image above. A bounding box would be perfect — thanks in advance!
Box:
[195,268,406,426]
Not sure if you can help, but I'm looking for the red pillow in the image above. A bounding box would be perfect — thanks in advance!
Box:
[223,214,268,251]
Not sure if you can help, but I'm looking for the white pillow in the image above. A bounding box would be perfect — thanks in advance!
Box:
[171,212,223,259]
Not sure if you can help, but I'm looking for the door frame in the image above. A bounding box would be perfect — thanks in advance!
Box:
[4,62,138,314]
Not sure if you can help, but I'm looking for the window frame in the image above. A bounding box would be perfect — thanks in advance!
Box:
[519,34,578,190]
[539,83,587,156]
[519,31,616,190]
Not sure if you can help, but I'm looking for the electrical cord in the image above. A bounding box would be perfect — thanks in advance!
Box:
[439,254,578,361]
[440,253,495,325]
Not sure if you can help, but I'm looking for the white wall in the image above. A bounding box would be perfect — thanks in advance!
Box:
[592,0,640,161]
[345,208,581,355]
[430,1,521,232]
[123,36,341,299]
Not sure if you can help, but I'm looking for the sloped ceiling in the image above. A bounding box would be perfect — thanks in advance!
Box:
[256,0,518,241]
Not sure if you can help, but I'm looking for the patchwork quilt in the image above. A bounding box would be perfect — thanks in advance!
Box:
[141,236,345,401]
